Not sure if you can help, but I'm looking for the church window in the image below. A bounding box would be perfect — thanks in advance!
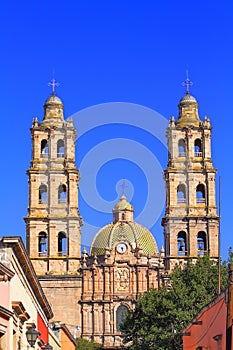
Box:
[58,184,67,203]
[177,184,186,203]
[41,139,48,158]
[177,231,187,256]
[122,213,125,220]
[116,305,128,332]
[58,232,67,256]
[57,139,65,158]
[38,232,47,256]
[197,231,207,256]
[196,184,205,203]
[194,139,202,157]
[39,184,48,204]
[178,139,186,157]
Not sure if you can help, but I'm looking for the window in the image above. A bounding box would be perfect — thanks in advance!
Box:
[177,231,187,256]
[122,213,125,220]
[116,305,128,332]
[58,184,67,203]
[197,231,207,256]
[57,139,65,158]
[177,184,186,203]
[178,139,186,157]
[196,184,205,203]
[194,139,202,157]
[39,184,48,204]
[58,232,67,256]
[38,232,47,256]
[41,139,48,158]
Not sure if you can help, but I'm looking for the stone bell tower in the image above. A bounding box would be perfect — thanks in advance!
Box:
[162,77,219,270]
[25,80,82,275]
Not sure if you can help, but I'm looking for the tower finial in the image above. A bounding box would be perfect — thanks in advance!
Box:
[48,74,59,96]
[120,179,127,197]
[182,69,193,95]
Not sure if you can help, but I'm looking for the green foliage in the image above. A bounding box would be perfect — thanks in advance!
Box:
[121,256,228,350]
[76,337,102,350]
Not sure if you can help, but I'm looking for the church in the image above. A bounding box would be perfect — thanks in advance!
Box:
[25,79,219,349]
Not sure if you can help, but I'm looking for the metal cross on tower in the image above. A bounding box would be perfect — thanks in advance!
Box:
[48,77,59,96]
[182,70,193,94]
[120,179,127,196]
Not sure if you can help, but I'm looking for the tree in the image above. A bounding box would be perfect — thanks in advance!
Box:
[76,337,102,350]
[121,256,228,350]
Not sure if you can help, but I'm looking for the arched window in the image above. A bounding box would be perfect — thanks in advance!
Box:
[194,139,202,157]
[39,185,48,204]
[197,231,207,256]
[38,232,47,256]
[177,231,187,256]
[41,139,48,158]
[122,213,125,220]
[58,232,67,256]
[58,184,67,204]
[178,139,186,157]
[57,139,65,158]
[196,184,205,203]
[116,305,128,332]
[177,184,186,203]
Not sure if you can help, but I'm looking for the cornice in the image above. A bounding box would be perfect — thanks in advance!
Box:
[1,236,53,320]
[0,262,15,280]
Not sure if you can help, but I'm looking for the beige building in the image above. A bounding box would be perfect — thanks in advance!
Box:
[79,195,164,347]
[25,84,219,348]
[0,236,53,349]
[162,87,219,270]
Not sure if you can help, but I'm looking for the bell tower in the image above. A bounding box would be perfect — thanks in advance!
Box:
[25,82,82,275]
[162,78,219,270]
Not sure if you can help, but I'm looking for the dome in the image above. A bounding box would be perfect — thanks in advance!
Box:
[44,94,63,106]
[176,92,200,128]
[90,221,158,256]
[42,94,64,125]
[179,93,197,105]
[113,195,134,212]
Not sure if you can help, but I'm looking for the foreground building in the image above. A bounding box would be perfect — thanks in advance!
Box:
[183,264,233,350]
[24,80,219,348]
[183,292,226,350]
[0,236,53,349]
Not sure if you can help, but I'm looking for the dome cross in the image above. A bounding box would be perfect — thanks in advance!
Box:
[182,70,193,94]
[48,77,59,96]
[120,179,127,196]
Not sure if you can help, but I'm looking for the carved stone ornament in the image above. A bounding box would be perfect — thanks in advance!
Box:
[115,268,129,291]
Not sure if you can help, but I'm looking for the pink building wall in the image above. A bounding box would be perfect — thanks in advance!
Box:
[183,295,227,350]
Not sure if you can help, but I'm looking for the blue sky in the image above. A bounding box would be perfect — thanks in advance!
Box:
[1,1,233,260]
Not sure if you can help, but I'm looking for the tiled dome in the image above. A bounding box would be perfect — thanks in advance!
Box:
[113,194,134,212]
[90,221,158,256]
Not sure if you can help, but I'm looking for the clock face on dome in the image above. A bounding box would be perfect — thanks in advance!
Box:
[116,243,127,254]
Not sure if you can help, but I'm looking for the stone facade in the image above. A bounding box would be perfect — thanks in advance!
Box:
[79,247,164,348]
[26,87,219,348]
[25,93,82,275]
[79,196,164,348]
[162,92,219,270]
